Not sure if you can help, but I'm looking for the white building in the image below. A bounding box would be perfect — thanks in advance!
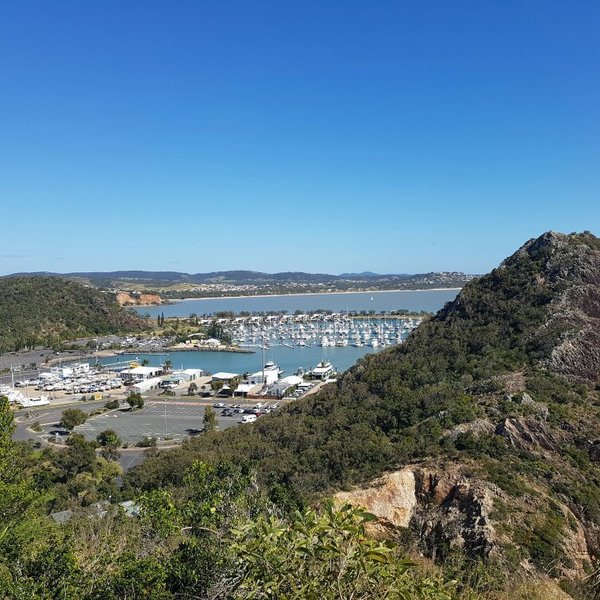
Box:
[120,366,162,382]
[280,375,303,387]
[247,370,279,386]
[131,377,163,393]
[310,361,334,380]
[233,383,257,397]
[211,372,239,383]
[172,368,204,381]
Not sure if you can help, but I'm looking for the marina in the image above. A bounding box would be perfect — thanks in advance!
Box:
[113,289,461,378]
[100,315,421,377]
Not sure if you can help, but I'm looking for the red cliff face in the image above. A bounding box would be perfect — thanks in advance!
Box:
[116,292,161,306]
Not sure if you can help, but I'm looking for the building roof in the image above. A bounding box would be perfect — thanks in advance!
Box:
[234,383,255,393]
[182,368,203,375]
[212,372,239,380]
[281,375,303,386]
[120,366,160,376]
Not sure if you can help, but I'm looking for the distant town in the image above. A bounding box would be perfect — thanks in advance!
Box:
[5,269,475,301]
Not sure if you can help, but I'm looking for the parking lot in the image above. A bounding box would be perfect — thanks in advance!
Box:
[15,399,265,447]
[75,401,238,443]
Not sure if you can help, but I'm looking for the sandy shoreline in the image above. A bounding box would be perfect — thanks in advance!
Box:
[173,287,462,302]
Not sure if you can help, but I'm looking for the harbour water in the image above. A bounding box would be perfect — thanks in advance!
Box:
[137,289,460,318]
[100,345,377,379]
[113,289,461,376]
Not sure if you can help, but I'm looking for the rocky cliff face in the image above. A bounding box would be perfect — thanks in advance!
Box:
[335,456,593,581]
[335,466,497,559]
[519,232,600,383]
[116,292,162,306]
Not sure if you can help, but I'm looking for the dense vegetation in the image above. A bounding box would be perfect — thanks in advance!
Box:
[0,397,453,598]
[2,231,600,598]
[0,276,146,353]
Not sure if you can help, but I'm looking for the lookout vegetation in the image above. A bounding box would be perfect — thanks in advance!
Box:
[2,231,600,598]
[0,275,146,354]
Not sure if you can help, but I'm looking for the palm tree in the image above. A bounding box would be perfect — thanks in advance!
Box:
[163,359,173,373]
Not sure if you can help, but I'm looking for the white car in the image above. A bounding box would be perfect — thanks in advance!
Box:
[239,414,257,424]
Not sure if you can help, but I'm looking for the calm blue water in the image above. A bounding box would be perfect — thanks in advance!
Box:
[137,289,459,318]
[101,345,383,378]
[116,289,460,376]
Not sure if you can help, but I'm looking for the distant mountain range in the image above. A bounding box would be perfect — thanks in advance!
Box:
[4,269,475,289]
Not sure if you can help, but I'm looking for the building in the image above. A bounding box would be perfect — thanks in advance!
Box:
[211,372,239,383]
[233,382,259,397]
[310,361,334,380]
[266,375,303,399]
[169,368,204,382]
[247,369,279,386]
[119,366,162,383]
[131,377,163,393]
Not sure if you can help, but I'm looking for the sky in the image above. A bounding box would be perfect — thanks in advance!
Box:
[1,1,599,275]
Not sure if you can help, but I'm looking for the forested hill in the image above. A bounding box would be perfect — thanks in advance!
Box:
[0,276,146,352]
[4,269,473,294]
[126,231,600,595]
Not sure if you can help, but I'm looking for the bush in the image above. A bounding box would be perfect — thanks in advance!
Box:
[60,408,87,431]
[127,393,144,411]
[136,436,157,448]
[97,429,122,448]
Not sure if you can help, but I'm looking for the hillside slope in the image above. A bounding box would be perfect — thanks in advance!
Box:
[0,276,146,352]
[126,231,600,593]
[4,268,474,294]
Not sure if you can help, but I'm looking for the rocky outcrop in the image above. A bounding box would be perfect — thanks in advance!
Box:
[495,417,559,452]
[413,468,497,561]
[560,508,593,580]
[334,465,498,560]
[335,470,417,530]
[334,463,594,579]
[116,292,162,306]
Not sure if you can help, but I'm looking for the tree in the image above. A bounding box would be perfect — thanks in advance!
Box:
[141,358,150,366]
[206,322,232,344]
[163,360,173,373]
[187,382,198,396]
[56,433,99,478]
[97,429,122,448]
[60,408,87,431]
[203,406,217,433]
[127,393,145,411]
[97,429,122,461]
[211,381,224,392]
[0,396,15,452]
[232,502,452,599]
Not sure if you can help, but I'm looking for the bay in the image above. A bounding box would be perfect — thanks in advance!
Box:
[101,345,385,379]
[136,289,460,318]
[114,288,461,377]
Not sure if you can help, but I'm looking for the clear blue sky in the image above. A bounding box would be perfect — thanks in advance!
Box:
[1,1,599,275]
